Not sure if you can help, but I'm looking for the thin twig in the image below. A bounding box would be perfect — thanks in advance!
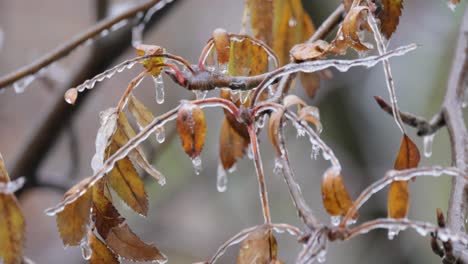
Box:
[307,4,345,44]
[0,0,171,89]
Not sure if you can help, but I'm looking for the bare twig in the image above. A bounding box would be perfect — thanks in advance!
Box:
[0,0,172,89]
[307,4,345,44]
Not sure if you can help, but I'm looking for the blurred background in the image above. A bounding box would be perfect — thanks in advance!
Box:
[0,0,466,263]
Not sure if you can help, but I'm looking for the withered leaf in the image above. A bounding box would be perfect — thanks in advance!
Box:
[213,28,231,65]
[93,180,124,239]
[388,134,420,219]
[0,154,25,264]
[56,177,93,246]
[321,168,355,217]
[219,89,250,139]
[268,108,285,156]
[290,40,331,62]
[336,6,372,53]
[237,228,281,264]
[90,233,119,264]
[107,144,148,216]
[219,118,249,170]
[298,106,322,133]
[128,94,155,129]
[177,103,207,159]
[377,0,403,39]
[135,44,165,76]
[105,223,166,262]
[246,0,274,46]
[229,36,269,76]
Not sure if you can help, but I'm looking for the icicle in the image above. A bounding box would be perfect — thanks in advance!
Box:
[217,164,228,192]
[153,75,165,104]
[293,122,306,137]
[228,164,237,174]
[0,177,25,194]
[388,227,400,240]
[91,108,118,174]
[156,126,165,143]
[192,155,203,175]
[273,157,283,175]
[317,249,327,263]
[13,75,35,94]
[194,90,208,100]
[346,218,357,226]
[330,215,341,227]
[240,91,251,104]
[64,88,78,105]
[423,134,435,158]
[310,144,320,160]
[268,85,275,97]
[80,235,92,260]
[247,144,254,160]
[256,114,266,128]
[218,63,229,74]
[100,29,110,37]
[132,24,144,47]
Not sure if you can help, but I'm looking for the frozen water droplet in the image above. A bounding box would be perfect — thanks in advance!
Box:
[80,236,92,260]
[293,122,306,137]
[256,114,266,128]
[217,164,228,192]
[448,1,457,12]
[13,75,35,94]
[192,156,202,175]
[156,126,165,143]
[288,18,297,27]
[132,24,144,47]
[330,215,341,226]
[0,177,25,194]
[247,144,254,160]
[91,108,118,173]
[240,91,251,104]
[311,144,320,160]
[64,88,78,105]
[230,90,240,102]
[228,164,237,174]
[194,90,208,100]
[317,249,327,263]
[414,225,429,237]
[218,63,228,74]
[273,157,283,175]
[153,75,165,104]
[423,134,435,158]
[322,151,331,161]
[388,227,400,240]
[346,218,357,226]
[100,29,110,37]
[268,85,275,97]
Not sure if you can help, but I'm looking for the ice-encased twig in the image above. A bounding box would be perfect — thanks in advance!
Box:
[341,166,466,225]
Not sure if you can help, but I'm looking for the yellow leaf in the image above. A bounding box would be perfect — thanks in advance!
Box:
[90,233,119,264]
[321,168,356,218]
[246,0,274,46]
[106,223,166,262]
[213,28,231,65]
[128,94,155,128]
[135,44,165,76]
[229,37,269,76]
[0,154,25,264]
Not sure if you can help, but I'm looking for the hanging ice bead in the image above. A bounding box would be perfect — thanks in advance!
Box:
[153,75,165,104]
[256,114,266,128]
[317,249,327,263]
[311,144,320,160]
[13,75,35,94]
[156,126,165,143]
[216,164,228,192]
[80,236,92,260]
[268,85,275,97]
[194,90,208,100]
[218,62,229,75]
[423,134,435,158]
[273,157,283,175]
[64,88,78,105]
[330,215,341,226]
[192,155,203,175]
[387,227,400,240]
[230,90,240,102]
[239,91,251,104]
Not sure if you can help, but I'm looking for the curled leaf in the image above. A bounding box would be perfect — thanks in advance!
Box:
[219,118,249,170]
[90,233,119,264]
[388,134,420,219]
[335,6,372,53]
[321,168,355,217]
[237,228,280,264]
[298,106,322,134]
[135,44,165,76]
[0,154,25,264]
[290,40,331,62]
[105,223,166,262]
[213,28,230,65]
[268,108,285,156]
[177,103,207,159]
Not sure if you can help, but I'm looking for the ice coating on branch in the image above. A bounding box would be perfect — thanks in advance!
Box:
[387,227,400,240]
[216,164,228,192]
[423,134,435,158]
[311,144,320,160]
[153,75,165,104]
[13,75,35,94]
[156,126,165,143]
[273,157,283,175]
[230,90,240,102]
[0,177,25,194]
[91,108,118,174]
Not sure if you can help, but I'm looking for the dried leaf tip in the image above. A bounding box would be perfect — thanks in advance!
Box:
[177,102,207,160]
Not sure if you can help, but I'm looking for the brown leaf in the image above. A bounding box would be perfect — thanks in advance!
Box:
[213,28,231,65]
[336,6,372,52]
[176,103,207,159]
[107,144,148,216]
[0,154,25,264]
[105,223,166,262]
[219,118,249,170]
[92,180,124,239]
[229,36,269,76]
[268,108,285,156]
[321,168,355,217]
[298,106,323,133]
[127,94,155,129]
[290,40,331,62]
[388,134,420,219]
[219,89,250,139]
[246,0,274,46]
[135,44,165,76]
[237,228,280,264]
[56,178,93,246]
[89,233,119,264]
[377,0,403,39]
